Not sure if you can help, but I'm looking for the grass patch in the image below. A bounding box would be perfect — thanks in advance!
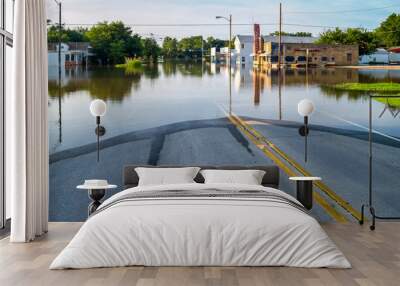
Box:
[331,82,400,93]
[115,58,143,69]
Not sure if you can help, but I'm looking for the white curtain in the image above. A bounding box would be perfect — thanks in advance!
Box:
[8,0,49,242]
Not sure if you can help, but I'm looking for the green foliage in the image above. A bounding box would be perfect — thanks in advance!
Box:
[331,83,400,93]
[115,58,143,68]
[162,37,179,58]
[375,13,400,48]
[115,58,144,76]
[46,13,400,65]
[178,36,202,52]
[317,28,379,55]
[177,36,203,59]
[162,36,227,59]
[317,14,400,55]
[141,38,161,62]
[270,31,312,37]
[85,21,144,65]
[205,37,227,50]
[47,26,88,43]
[126,34,143,58]
[109,40,126,64]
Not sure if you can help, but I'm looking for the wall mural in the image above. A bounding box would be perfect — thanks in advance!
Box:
[48,62,400,222]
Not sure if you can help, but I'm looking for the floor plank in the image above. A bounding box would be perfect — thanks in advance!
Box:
[0,222,399,286]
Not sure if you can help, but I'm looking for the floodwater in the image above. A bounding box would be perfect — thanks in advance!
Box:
[48,62,400,155]
[48,62,400,221]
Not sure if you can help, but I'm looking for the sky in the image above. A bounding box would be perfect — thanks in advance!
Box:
[46,0,400,40]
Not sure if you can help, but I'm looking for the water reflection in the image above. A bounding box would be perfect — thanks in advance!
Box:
[49,66,143,100]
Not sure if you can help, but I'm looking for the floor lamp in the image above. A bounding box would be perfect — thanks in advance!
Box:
[360,94,400,230]
[90,99,107,162]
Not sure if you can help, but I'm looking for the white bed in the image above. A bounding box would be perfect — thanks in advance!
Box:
[50,183,350,269]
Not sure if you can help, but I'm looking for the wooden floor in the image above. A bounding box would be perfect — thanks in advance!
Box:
[0,222,399,286]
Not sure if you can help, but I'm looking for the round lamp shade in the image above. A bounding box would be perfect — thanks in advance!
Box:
[90,99,107,117]
[298,99,315,117]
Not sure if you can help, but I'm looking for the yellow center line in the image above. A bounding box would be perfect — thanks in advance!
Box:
[226,113,347,222]
[227,112,361,222]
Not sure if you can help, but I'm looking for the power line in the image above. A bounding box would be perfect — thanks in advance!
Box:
[51,22,400,34]
[62,23,276,27]
[54,22,353,29]
[285,4,400,14]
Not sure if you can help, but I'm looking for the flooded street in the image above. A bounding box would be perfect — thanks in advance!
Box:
[48,63,400,221]
[48,63,400,154]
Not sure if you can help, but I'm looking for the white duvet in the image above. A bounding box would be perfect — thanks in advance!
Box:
[50,183,351,269]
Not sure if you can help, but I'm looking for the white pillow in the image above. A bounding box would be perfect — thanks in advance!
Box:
[200,169,266,185]
[135,167,201,186]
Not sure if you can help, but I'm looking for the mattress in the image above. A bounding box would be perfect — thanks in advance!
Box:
[50,183,350,269]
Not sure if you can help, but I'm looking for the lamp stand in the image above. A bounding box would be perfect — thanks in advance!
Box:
[94,116,106,162]
[298,116,309,162]
[360,95,400,230]
[304,116,308,162]
[96,116,100,162]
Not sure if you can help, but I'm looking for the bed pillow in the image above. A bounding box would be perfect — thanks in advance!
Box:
[200,169,266,185]
[135,167,201,186]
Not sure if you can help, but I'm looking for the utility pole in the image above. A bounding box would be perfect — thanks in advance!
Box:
[278,3,282,120]
[229,14,232,115]
[57,1,61,72]
[229,14,232,66]
[201,36,204,72]
[278,2,282,70]
[216,14,233,115]
[55,0,62,143]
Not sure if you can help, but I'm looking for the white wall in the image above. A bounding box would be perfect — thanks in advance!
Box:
[234,38,253,65]
[359,53,389,64]
[389,53,400,63]
[48,51,66,67]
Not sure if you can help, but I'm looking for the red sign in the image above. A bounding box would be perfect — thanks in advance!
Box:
[254,24,260,54]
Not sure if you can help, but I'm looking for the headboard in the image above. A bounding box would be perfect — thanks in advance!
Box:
[123,165,280,189]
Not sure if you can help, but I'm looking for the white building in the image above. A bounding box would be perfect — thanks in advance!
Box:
[359,49,390,65]
[389,53,400,64]
[234,35,318,65]
[210,47,236,64]
[48,43,68,67]
[234,35,254,65]
[359,48,400,65]
[48,42,92,67]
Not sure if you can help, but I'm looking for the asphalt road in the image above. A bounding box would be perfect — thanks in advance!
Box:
[248,118,400,220]
[49,118,331,222]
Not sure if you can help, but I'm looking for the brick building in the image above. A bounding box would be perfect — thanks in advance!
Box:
[254,42,359,68]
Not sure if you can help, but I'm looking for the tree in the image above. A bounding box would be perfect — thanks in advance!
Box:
[178,36,203,58]
[85,21,143,64]
[162,37,179,58]
[126,34,143,58]
[375,13,400,48]
[47,26,87,43]
[205,37,226,49]
[109,40,126,64]
[141,38,161,62]
[67,27,88,42]
[317,27,379,55]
